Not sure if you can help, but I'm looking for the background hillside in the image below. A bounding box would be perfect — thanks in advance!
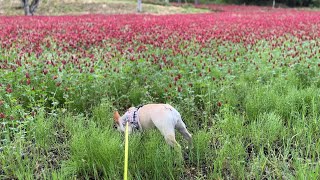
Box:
[0,0,208,15]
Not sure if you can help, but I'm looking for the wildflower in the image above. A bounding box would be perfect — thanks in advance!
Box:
[43,68,48,75]
[0,113,5,119]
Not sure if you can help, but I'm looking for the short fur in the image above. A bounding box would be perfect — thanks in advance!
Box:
[114,104,192,148]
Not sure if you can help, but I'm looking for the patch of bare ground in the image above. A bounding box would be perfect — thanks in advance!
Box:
[0,0,208,16]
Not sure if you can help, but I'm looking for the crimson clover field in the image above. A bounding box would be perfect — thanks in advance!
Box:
[1,6,320,179]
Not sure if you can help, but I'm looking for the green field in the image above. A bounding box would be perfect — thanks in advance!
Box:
[1,6,320,179]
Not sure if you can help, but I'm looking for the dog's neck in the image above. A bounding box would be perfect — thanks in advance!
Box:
[122,107,141,131]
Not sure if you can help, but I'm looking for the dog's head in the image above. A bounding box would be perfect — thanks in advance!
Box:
[113,111,134,133]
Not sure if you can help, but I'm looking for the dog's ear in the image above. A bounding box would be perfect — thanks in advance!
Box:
[113,111,120,124]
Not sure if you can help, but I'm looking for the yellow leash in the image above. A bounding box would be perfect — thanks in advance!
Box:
[124,122,129,180]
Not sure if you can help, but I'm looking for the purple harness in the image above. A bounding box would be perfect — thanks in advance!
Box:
[123,105,143,130]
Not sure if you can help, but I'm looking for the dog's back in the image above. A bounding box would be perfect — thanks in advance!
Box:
[138,104,192,147]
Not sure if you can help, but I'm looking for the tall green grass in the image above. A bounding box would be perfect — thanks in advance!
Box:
[1,39,320,179]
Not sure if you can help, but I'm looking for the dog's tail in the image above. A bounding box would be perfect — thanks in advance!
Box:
[170,107,192,145]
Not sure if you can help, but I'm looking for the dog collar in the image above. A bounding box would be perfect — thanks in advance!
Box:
[123,105,143,131]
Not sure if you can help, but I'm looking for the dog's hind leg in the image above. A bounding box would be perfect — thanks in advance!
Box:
[158,128,183,158]
[176,119,192,146]
[152,114,183,161]
[152,116,182,150]
[164,134,183,162]
[164,135,180,149]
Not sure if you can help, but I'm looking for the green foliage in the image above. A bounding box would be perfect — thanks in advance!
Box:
[176,0,320,7]
[63,122,123,179]
[2,34,320,179]
[145,0,170,5]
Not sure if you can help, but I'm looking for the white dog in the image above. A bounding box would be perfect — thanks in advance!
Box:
[113,104,192,148]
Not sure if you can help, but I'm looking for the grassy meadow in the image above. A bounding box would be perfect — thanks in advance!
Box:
[1,6,320,179]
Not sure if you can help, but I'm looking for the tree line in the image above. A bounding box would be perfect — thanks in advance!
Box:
[179,0,319,7]
[21,0,40,15]
[20,0,320,16]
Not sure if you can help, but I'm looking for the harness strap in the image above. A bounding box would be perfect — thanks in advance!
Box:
[123,105,144,131]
